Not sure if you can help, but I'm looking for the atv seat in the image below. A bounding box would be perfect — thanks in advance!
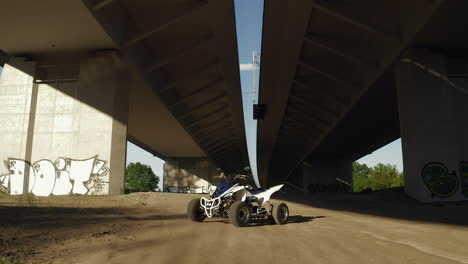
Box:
[249,188,266,195]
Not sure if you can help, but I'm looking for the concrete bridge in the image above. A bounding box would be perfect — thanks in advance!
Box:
[257,0,468,202]
[0,0,247,196]
[0,0,467,202]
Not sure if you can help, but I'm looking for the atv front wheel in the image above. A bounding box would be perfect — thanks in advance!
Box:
[187,198,206,222]
[272,203,289,225]
[229,201,251,227]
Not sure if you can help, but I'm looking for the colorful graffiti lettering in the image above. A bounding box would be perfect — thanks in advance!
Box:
[0,156,109,196]
[459,161,468,197]
[421,162,459,198]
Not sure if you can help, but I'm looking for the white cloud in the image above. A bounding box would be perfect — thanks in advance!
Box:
[240,64,256,71]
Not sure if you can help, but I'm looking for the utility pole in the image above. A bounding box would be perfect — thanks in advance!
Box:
[252,51,260,103]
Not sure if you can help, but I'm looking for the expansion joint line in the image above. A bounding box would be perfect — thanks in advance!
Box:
[400,57,468,96]
[280,58,468,185]
[284,181,307,193]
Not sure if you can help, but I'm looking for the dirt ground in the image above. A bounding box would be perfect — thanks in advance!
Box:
[1,191,468,264]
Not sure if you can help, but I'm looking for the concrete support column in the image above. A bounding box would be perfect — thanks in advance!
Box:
[0,57,37,195]
[0,52,129,196]
[395,49,468,202]
[302,159,353,193]
[163,158,221,193]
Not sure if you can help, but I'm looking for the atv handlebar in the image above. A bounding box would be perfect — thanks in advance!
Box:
[226,174,247,183]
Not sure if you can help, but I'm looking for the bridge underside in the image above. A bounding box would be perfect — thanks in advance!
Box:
[83,0,248,173]
[310,0,468,166]
[1,0,248,172]
[257,0,468,195]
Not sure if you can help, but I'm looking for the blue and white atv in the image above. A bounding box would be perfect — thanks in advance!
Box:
[187,170,289,227]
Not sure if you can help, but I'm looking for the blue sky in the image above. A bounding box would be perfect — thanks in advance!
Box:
[126,0,404,189]
[235,0,264,186]
[358,139,403,172]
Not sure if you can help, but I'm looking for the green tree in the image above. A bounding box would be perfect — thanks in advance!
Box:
[352,162,371,192]
[352,162,404,192]
[369,163,401,191]
[394,171,405,187]
[125,162,160,193]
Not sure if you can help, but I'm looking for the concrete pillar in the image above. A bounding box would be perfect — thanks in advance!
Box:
[163,158,221,193]
[302,159,353,193]
[395,49,468,202]
[0,52,129,196]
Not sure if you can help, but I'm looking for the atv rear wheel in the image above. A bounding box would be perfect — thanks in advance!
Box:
[272,203,289,225]
[229,201,251,227]
[187,198,206,222]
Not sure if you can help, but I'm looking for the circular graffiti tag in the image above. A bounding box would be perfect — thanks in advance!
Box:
[422,162,459,198]
[459,161,468,197]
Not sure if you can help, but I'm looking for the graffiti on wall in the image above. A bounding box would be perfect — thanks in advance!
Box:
[459,161,468,197]
[422,161,468,198]
[0,156,109,196]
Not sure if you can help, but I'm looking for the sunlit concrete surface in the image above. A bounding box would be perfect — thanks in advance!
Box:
[0,53,129,196]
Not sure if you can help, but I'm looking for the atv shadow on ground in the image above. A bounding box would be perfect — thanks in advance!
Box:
[211,215,325,227]
[287,215,326,223]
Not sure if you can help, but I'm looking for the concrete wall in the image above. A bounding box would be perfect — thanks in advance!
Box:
[302,159,353,193]
[163,158,221,193]
[0,52,129,196]
[396,49,468,202]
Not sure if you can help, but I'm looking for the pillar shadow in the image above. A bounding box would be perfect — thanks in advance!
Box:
[274,189,468,227]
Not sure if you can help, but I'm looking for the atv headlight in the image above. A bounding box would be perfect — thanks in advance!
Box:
[209,186,217,196]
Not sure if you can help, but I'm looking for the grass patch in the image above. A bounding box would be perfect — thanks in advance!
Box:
[15,193,38,205]
[0,188,8,199]
[0,255,15,264]
[21,247,34,255]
